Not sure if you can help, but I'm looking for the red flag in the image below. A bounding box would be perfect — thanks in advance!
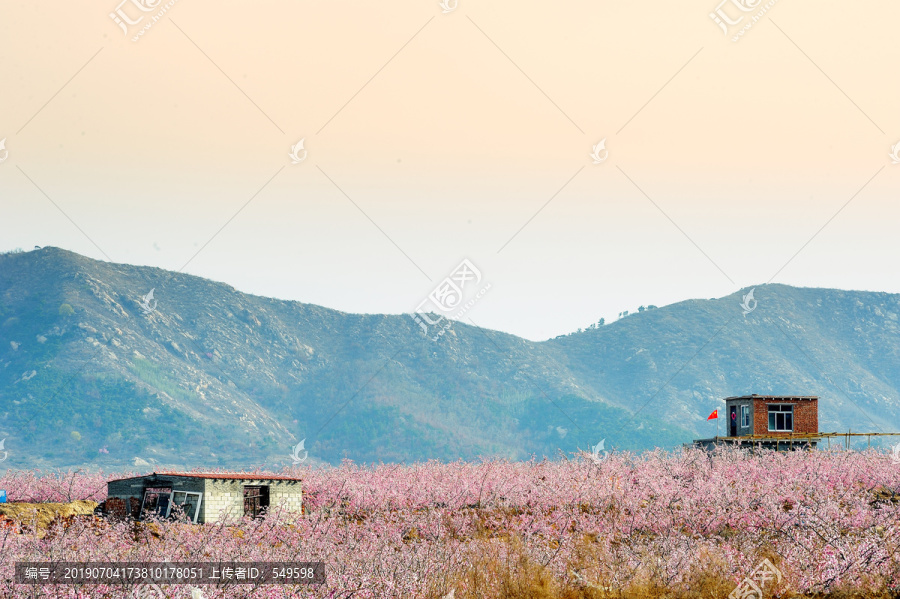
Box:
[707,409,718,421]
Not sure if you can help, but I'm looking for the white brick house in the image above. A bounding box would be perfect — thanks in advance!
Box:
[104,472,302,523]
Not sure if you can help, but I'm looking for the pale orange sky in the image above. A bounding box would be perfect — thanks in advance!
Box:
[1,0,898,339]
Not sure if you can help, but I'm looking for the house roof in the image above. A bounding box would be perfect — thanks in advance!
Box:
[724,394,818,401]
[107,471,302,483]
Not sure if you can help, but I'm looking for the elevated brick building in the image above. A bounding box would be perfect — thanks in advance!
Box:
[724,394,818,437]
[693,394,819,451]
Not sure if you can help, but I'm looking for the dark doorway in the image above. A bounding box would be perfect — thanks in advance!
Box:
[729,406,737,436]
[243,485,270,518]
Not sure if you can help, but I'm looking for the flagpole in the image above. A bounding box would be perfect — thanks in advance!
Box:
[705,409,719,441]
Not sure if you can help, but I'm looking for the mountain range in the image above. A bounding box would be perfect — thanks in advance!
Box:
[1,247,898,470]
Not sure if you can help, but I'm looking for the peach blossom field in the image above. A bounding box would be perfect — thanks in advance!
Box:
[1,448,899,598]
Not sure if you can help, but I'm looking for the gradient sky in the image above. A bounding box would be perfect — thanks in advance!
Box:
[1,0,898,340]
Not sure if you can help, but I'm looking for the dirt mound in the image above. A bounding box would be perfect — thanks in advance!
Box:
[0,500,98,532]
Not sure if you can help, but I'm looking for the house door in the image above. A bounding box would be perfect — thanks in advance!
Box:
[729,406,737,436]
[243,485,270,518]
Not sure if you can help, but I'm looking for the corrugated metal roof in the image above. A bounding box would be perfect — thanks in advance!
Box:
[107,472,302,483]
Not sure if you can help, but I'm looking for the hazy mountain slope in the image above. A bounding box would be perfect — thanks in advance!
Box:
[545,285,900,435]
[1,247,897,470]
[0,248,680,468]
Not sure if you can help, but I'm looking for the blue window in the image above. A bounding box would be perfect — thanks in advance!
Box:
[768,404,793,432]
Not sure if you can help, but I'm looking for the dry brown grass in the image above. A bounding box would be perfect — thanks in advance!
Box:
[0,500,97,535]
[430,533,900,599]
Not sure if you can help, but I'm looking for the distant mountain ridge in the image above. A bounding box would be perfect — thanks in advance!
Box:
[1,247,898,469]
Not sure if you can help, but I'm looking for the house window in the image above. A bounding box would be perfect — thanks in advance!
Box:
[243,485,270,518]
[167,492,203,523]
[768,404,793,432]
[740,405,750,428]
[140,487,172,518]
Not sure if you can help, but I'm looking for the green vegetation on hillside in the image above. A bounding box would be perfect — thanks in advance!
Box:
[3,248,900,468]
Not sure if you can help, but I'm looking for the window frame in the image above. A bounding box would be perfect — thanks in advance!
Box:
[166,491,203,524]
[767,404,794,432]
[139,487,172,519]
[740,405,750,428]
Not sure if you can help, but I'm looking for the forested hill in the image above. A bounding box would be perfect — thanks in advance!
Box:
[1,247,897,469]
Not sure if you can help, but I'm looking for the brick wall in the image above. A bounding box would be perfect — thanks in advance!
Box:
[199,480,303,523]
[200,480,245,523]
[270,482,303,517]
[105,497,127,520]
[752,399,817,435]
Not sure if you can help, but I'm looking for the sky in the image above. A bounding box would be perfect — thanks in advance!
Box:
[1,0,898,341]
